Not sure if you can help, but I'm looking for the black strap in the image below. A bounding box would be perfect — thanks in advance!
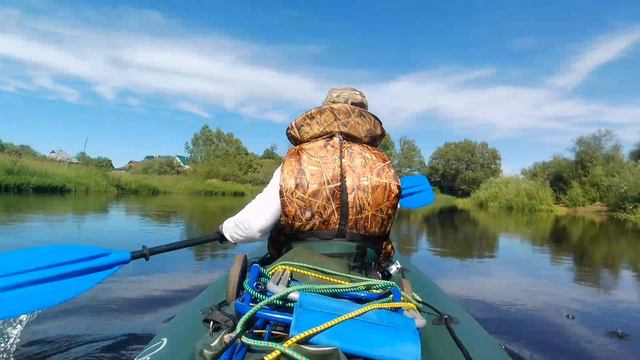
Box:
[272,228,388,250]
[337,136,348,238]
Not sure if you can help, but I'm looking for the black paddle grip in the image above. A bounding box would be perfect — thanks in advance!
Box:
[131,232,229,261]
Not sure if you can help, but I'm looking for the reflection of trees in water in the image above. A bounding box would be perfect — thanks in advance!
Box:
[422,207,499,260]
[544,216,640,291]
[392,210,429,255]
[119,195,248,261]
[463,209,640,291]
[394,203,640,290]
[0,194,112,225]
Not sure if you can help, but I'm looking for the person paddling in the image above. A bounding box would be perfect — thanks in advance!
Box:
[219,87,401,262]
[0,88,438,321]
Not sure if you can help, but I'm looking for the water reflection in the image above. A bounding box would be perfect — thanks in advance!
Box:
[1,194,639,359]
[422,207,498,259]
[0,194,111,226]
[394,205,640,292]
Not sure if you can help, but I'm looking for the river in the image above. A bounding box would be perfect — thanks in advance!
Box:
[0,194,638,359]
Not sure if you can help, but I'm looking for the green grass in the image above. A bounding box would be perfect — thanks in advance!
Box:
[464,177,556,213]
[0,154,259,196]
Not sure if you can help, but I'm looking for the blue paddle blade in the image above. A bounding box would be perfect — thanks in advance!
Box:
[400,175,436,208]
[0,245,131,320]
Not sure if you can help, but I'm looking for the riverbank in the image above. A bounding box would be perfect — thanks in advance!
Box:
[0,154,259,196]
[439,177,640,226]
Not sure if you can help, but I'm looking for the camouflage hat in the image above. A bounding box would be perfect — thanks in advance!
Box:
[322,87,368,110]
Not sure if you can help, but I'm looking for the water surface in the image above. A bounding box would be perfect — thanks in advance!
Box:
[1,195,639,359]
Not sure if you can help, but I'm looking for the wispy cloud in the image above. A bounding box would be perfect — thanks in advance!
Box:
[175,102,210,118]
[0,5,638,144]
[547,27,640,90]
[365,69,638,140]
[0,6,327,120]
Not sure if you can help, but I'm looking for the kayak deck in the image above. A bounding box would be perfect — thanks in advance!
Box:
[136,242,510,360]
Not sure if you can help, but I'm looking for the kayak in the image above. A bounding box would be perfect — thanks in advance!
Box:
[136,241,510,360]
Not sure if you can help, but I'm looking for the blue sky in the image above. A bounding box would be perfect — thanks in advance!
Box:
[1,1,639,173]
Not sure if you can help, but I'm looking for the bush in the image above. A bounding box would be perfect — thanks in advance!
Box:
[563,182,588,207]
[467,177,555,213]
[522,155,576,199]
[630,142,640,162]
[192,156,279,185]
[76,152,114,170]
[0,140,40,158]
[132,156,183,175]
[603,162,640,213]
[0,153,257,196]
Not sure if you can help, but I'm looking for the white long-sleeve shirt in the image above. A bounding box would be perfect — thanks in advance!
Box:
[220,166,282,243]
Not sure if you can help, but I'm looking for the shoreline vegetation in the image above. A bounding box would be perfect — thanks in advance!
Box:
[0,153,260,196]
[2,126,639,225]
[0,125,284,197]
[411,130,640,226]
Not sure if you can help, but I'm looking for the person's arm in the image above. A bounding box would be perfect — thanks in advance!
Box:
[220,166,282,243]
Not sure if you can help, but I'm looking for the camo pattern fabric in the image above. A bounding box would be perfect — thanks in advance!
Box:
[322,87,369,110]
[286,104,385,147]
[279,137,342,232]
[343,142,400,235]
[278,136,400,237]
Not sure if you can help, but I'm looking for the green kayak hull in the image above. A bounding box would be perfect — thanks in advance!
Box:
[136,242,510,360]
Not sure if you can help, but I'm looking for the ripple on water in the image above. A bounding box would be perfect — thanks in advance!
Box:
[0,313,37,360]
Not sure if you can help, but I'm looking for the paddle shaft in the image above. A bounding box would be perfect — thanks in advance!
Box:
[130,232,226,261]
[128,175,433,261]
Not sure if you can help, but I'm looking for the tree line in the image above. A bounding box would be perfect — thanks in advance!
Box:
[0,140,114,169]
[378,129,640,219]
[3,125,640,219]
[181,124,281,185]
[522,130,640,213]
[378,135,501,196]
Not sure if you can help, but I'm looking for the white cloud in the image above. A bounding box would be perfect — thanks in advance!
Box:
[547,27,640,90]
[30,73,81,102]
[0,7,327,122]
[175,102,211,118]
[0,5,638,144]
[363,71,639,140]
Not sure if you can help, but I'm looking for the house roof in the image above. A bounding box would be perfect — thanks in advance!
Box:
[176,155,190,166]
[47,150,79,163]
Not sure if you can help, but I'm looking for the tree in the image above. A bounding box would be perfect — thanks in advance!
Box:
[522,155,576,200]
[377,134,398,166]
[396,137,426,176]
[572,129,623,177]
[260,144,281,160]
[426,139,501,196]
[76,152,114,170]
[185,124,249,163]
[0,140,39,158]
[91,157,115,170]
[629,142,640,162]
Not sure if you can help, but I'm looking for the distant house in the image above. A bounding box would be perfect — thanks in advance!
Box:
[114,155,191,173]
[174,155,190,169]
[141,155,190,169]
[47,150,79,163]
[115,160,141,172]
